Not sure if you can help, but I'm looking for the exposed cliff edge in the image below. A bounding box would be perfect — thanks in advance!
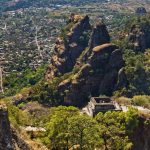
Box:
[0,105,14,150]
[131,117,150,150]
[0,105,33,150]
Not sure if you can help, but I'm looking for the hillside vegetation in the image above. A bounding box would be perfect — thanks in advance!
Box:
[0,1,150,150]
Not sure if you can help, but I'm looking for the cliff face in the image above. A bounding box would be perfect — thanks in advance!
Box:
[128,22,150,52]
[58,43,124,106]
[45,14,91,81]
[45,14,125,106]
[0,105,14,150]
[131,117,150,150]
[89,23,110,49]
[0,105,33,150]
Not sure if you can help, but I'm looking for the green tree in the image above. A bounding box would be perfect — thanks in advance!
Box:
[8,105,31,127]
[44,106,100,150]
[124,107,139,133]
[68,115,100,150]
[95,111,133,150]
[45,106,79,149]
[43,106,139,150]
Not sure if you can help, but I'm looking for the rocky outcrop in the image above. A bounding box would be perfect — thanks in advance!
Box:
[45,14,91,81]
[0,105,14,150]
[11,127,32,150]
[58,43,124,106]
[0,105,33,150]
[131,117,150,150]
[128,21,150,52]
[78,23,110,65]
[45,14,125,106]
[89,23,110,50]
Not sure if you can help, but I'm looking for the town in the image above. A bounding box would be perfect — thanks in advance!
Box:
[0,0,147,75]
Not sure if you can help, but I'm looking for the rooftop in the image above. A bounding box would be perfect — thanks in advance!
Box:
[91,97,112,105]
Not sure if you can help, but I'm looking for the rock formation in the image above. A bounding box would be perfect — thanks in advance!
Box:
[131,117,150,150]
[0,105,14,150]
[58,43,124,106]
[45,14,125,107]
[0,105,33,150]
[128,20,150,52]
[89,23,110,49]
[45,14,91,81]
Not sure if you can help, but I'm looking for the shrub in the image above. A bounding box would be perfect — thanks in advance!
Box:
[132,95,150,109]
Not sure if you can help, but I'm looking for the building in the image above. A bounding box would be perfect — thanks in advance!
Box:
[86,97,122,117]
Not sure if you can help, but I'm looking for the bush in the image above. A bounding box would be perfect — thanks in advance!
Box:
[8,105,31,126]
[116,97,132,106]
[132,95,150,109]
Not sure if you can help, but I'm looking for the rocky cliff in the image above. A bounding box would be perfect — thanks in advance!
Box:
[131,117,150,150]
[58,43,124,106]
[0,105,33,150]
[0,105,14,150]
[128,15,150,52]
[45,14,91,81]
[45,14,125,106]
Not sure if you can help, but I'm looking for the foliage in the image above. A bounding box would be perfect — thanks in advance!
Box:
[41,106,139,150]
[96,111,133,150]
[8,105,31,127]
[124,107,139,133]
[113,14,150,97]
[116,97,132,106]
[132,95,150,109]
[124,14,150,33]
[116,49,150,97]
[17,102,26,109]
[43,106,80,148]
[28,67,80,105]
[2,65,47,97]
[68,115,100,150]
[44,106,99,149]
